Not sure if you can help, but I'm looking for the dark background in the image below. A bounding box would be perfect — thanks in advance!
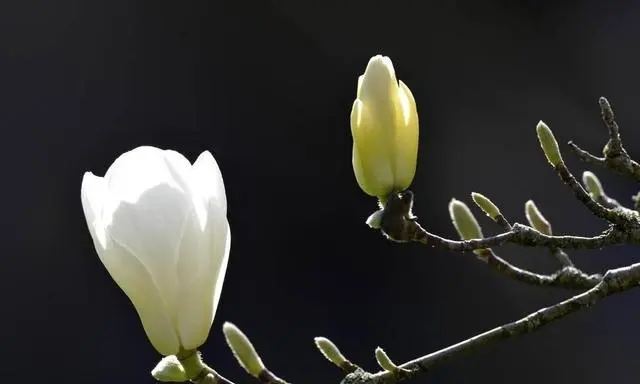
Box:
[2,0,640,382]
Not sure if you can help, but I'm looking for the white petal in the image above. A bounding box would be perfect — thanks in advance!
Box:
[162,150,196,196]
[163,150,208,228]
[192,151,227,216]
[81,172,109,249]
[359,55,398,108]
[177,201,230,350]
[108,183,192,329]
[98,233,181,355]
[104,146,185,206]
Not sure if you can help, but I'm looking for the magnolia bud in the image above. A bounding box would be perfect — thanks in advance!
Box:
[471,192,501,220]
[536,121,563,167]
[582,171,604,199]
[351,55,419,199]
[375,347,399,373]
[449,199,483,241]
[223,322,265,378]
[449,199,486,257]
[365,209,384,229]
[151,355,188,382]
[314,337,349,368]
[525,200,552,235]
[81,147,230,355]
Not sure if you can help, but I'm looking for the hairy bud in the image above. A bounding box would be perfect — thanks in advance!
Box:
[151,355,187,382]
[582,171,604,199]
[471,192,501,220]
[536,121,563,167]
[375,347,399,372]
[525,200,552,235]
[314,337,349,368]
[223,322,265,378]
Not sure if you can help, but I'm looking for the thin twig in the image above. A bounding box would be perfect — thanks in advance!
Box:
[481,249,599,289]
[340,262,640,384]
[569,97,640,182]
[600,96,623,153]
[258,369,289,384]
[549,248,574,268]
[589,191,622,210]
[494,214,512,231]
[207,369,236,384]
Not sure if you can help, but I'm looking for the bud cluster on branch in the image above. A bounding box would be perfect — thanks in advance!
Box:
[80,54,640,384]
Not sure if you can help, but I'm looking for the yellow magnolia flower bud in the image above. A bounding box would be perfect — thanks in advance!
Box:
[351,55,419,199]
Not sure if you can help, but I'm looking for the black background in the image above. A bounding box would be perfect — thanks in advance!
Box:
[3,0,640,383]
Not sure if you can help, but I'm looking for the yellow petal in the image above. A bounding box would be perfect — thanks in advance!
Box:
[350,99,394,197]
[393,80,419,191]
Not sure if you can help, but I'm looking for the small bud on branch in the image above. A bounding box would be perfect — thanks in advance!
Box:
[471,192,501,220]
[524,200,552,236]
[536,121,564,167]
[223,323,266,378]
[314,337,358,373]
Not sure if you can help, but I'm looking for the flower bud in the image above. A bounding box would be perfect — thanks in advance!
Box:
[151,355,188,382]
[582,171,604,199]
[223,322,265,378]
[471,192,501,220]
[536,121,563,167]
[314,337,349,368]
[81,146,230,355]
[351,55,419,199]
[524,200,552,235]
[449,199,486,257]
[365,209,384,229]
[449,199,483,241]
[375,347,399,373]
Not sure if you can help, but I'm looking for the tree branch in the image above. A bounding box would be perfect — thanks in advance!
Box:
[482,249,600,289]
[340,262,640,384]
[569,97,640,182]
[214,96,640,384]
[553,163,629,225]
[378,191,628,251]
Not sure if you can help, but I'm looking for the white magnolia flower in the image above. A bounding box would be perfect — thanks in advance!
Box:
[351,54,419,200]
[81,146,230,355]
